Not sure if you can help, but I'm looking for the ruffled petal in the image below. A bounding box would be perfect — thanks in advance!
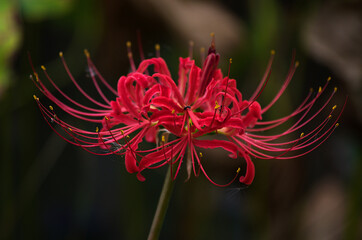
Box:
[137,58,171,77]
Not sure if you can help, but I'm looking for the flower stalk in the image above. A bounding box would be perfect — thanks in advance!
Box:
[147,164,175,240]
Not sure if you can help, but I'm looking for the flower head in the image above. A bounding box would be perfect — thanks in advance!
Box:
[32,36,346,187]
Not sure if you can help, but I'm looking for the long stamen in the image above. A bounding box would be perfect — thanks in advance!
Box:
[188,41,194,59]
[83,51,118,95]
[208,32,216,54]
[232,69,272,117]
[35,60,110,118]
[249,50,275,101]
[58,54,112,109]
[220,58,232,115]
[36,99,105,148]
[200,47,205,65]
[137,30,145,61]
[103,116,127,152]
[83,49,111,105]
[136,31,149,76]
[261,51,298,113]
[209,101,220,129]
[96,127,124,155]
[192,146,241,187]
[126,41,136,72]
[155,44,161,58]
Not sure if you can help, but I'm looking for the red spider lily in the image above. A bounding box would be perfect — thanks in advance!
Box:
[32,37,346,187]
[134,42,346,186]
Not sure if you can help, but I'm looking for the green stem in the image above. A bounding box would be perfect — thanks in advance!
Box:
[147,165,175,240]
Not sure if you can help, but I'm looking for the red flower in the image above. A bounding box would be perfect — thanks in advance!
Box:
[32,38,346,187]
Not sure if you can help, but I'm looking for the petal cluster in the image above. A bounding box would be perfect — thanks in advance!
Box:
[32,41,345,187]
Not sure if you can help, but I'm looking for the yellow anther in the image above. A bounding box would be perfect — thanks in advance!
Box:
[59,51,63,57]
[335,123,339,127]
[121,129,124,134]
[210,32,215,37]
[68,127,72,131]
[171,109,175,114]
[84,49,90,58]
[229,58,232,64]
[96,127,99,133]
[155,44,160,51]
[126,41,131,48]
[334,87,337,92]
[34,72,39,82]
[214,101,220,109]
[295,61,300,67]
[33,94,37,100]
[200,47,205,53]
[318,86,322,93]
[161,135,165,143]
[332,105,337,110]
[270,49,276,55]
[49,105,53,111]
[104,116,109,120]
[199,152,203,158]
[236,168,241,174]
[126,135,130,139]
[328,115,332,119]
[300,132,304,138]
[41,65,46,71]
[327,76,332,81]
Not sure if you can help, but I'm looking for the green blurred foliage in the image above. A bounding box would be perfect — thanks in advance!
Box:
[20,0,74,21]
[0,0,75,96]
[0,0,21,95]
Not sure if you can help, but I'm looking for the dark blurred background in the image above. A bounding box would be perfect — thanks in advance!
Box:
[0,0,361,239]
